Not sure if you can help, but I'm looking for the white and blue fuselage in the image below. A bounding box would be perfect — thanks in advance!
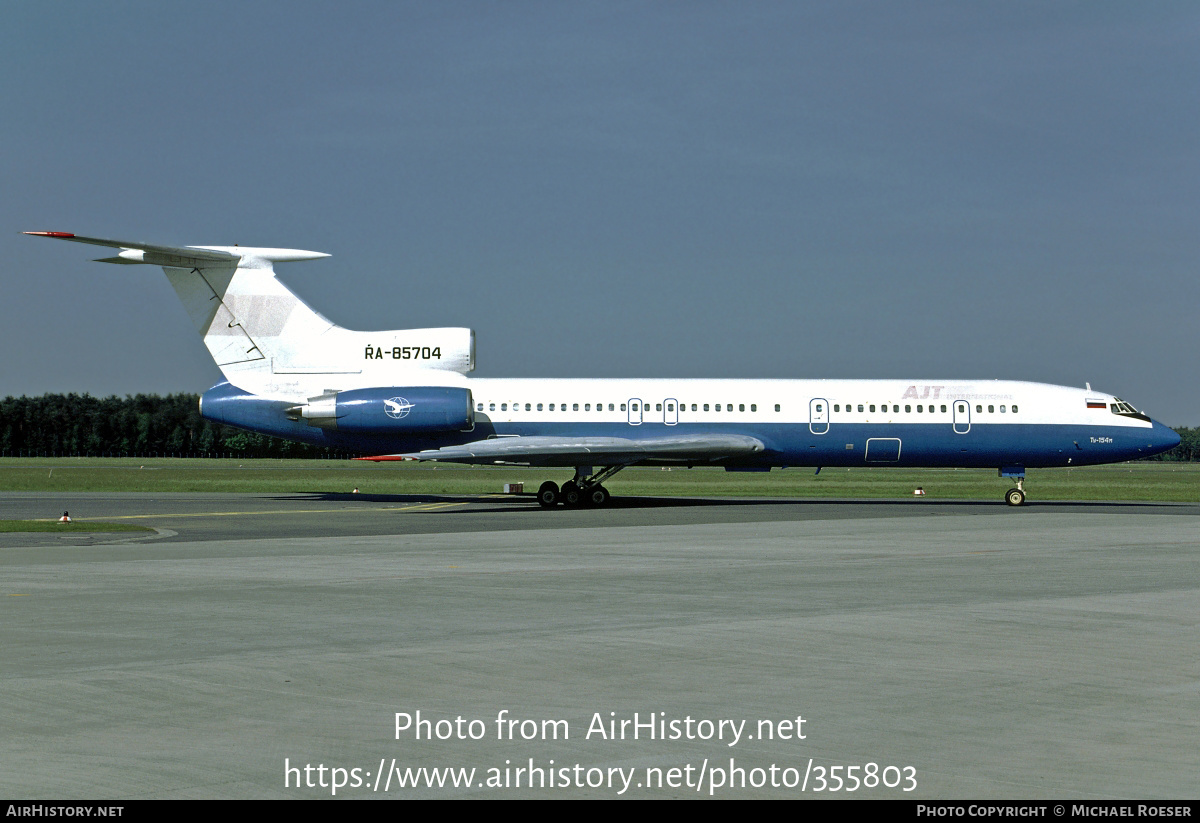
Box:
[461,377,1176,469]
[200,375,1178,471]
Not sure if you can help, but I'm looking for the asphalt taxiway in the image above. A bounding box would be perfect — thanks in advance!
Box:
[2,493,1198,798]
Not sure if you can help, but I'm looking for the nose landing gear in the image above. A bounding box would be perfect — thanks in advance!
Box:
[1000,467,1027,506]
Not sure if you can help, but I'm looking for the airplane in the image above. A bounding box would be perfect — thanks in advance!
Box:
[26,231,1181,507]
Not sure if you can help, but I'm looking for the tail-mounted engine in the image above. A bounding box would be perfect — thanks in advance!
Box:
[286,387,474,433]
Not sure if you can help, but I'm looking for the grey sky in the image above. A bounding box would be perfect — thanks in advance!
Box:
[4,2,1197,424]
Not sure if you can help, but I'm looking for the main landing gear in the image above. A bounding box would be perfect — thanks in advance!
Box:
[537,465,626,509]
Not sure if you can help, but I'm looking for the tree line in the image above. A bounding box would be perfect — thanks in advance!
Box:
[0,393,352,458]
[0,393,1195,461]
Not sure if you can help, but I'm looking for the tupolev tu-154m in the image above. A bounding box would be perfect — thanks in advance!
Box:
[27,231,1180,507]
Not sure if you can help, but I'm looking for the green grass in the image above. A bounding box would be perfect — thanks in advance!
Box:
[0,458,1196,502]
[0,519,154,533]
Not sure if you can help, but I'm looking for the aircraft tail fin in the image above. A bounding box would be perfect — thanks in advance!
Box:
[25,232,475,395]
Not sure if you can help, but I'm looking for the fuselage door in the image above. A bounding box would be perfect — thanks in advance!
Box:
[627,398,643,426]
[953,400,970,434]
[809,397,829,435]
[664,398,679,426]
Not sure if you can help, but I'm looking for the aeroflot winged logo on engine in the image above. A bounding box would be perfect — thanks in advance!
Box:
[384,397,414,419]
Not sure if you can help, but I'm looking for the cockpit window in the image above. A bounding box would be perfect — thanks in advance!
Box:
[1110,398,1151,422]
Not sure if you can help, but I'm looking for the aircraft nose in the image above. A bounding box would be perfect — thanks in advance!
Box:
[1149,420,1181,455]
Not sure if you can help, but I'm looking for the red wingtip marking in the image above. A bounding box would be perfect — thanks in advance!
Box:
[24,231,76,238]
[354,455,409,462]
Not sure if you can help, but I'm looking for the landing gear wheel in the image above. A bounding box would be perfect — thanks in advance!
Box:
[561,481,582,508]
[1005,488,1026,507]
[586,485,610,508]
[537,481,560,508]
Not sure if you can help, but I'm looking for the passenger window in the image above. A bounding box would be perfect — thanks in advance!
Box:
[525,403,531,411]
[715,404,721,412]
[620,404,626,411]
[906,405,912,413]
[656,403,662,411]
[501,403,507,411]
[976,405,982,413]
[489,403,496,411]
[739,404,745,412]
[727,404,733,412]
[692,404,698,411]
[476,403,483,411]
[893,405,899,413]
[988,405,994,413]
[869,405,875,413]
[916,405,922,412]
[858,404,864,412]
[667,403,674,411]
[573,403,579,411]
[751,404,757,412]
[585,404,591,411]
[1000,405,1006,413]
[1012,405,1018,413]
[703,404,710,411]
[941,405,947,413]
[537,403,543,411]
[774,404,780,412]
[816,404,823,412]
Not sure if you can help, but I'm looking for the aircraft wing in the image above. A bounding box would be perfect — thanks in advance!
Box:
[359,433,765,466]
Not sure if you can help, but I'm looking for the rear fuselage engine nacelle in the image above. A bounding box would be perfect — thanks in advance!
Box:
[286,386,475,433]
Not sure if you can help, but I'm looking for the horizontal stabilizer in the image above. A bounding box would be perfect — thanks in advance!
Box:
[92,256,143,265]
[23,231,329,267]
